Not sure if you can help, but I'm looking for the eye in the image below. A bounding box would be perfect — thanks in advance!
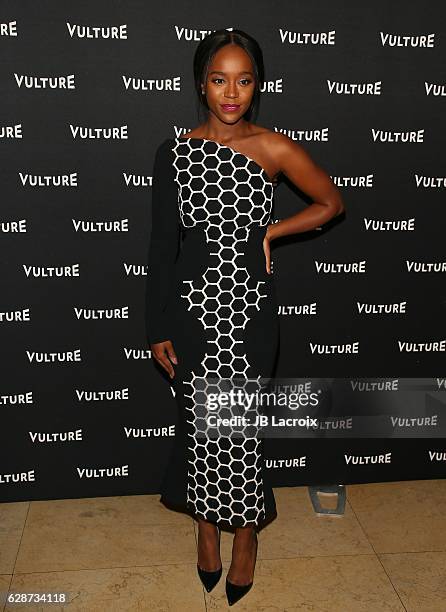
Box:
[211,78,253,86]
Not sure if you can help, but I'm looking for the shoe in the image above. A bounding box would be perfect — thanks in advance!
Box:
[197,525,222,592]
[225,530,258,606]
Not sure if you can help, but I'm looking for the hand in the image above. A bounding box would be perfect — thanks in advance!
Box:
[150,340,178,379]
[262,230,272,274]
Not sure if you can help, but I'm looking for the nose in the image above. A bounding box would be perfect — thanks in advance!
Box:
[224,82,239,99]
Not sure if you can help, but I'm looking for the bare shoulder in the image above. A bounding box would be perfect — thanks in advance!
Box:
[251,128,309,174]
[250,128,296,158]
[255,129,302,155]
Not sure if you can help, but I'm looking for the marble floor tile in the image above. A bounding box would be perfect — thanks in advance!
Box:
[0,502,29,574]
[0,574,13,610]
[14,496,196,573]
[258,486,373,559]
[205,554,404,611]
[6,564,206,611]
[346,480,446,553]
[380,551,446,612]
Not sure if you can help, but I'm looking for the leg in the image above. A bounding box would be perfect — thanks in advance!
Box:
[197,518,221,572]
[227,524,258,586]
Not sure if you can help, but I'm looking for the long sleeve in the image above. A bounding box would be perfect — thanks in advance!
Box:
[145,138,181,344]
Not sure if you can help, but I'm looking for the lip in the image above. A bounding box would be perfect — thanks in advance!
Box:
[220,104,240,112]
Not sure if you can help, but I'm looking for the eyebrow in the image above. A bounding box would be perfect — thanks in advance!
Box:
[209,70,254,76]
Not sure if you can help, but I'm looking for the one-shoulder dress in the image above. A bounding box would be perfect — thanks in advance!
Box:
[145,136,280,530]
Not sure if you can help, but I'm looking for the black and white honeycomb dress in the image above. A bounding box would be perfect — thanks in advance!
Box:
[146,136,280,530]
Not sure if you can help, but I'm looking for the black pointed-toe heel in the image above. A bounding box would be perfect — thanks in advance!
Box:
[197,526,222,592]
[225,578,253,606]
[225,530,258,606]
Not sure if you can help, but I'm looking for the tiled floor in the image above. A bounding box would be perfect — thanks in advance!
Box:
[1,480,445,611]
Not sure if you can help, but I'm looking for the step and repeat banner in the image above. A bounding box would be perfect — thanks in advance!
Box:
[1,1,445,503]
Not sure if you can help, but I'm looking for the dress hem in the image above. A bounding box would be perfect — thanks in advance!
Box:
[159,494,277,533]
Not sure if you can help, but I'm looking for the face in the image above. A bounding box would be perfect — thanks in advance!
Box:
[201,43,256,124]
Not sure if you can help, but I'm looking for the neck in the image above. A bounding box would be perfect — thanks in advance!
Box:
[200,117,251,142]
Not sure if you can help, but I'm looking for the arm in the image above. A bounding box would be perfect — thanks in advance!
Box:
[145,139,180,347]
[266,134,345,242]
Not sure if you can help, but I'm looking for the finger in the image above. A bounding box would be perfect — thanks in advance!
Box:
[152,345,175,378]
[262,240,269,267]
[166,345,178,365]
[156,354,175,378]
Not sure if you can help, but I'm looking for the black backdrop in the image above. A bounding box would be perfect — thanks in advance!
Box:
[1,1,445,503]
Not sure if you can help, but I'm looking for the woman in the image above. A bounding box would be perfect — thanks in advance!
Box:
[146,29,344,606]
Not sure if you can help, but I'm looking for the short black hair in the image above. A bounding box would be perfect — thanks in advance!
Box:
[192,28,265,123]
